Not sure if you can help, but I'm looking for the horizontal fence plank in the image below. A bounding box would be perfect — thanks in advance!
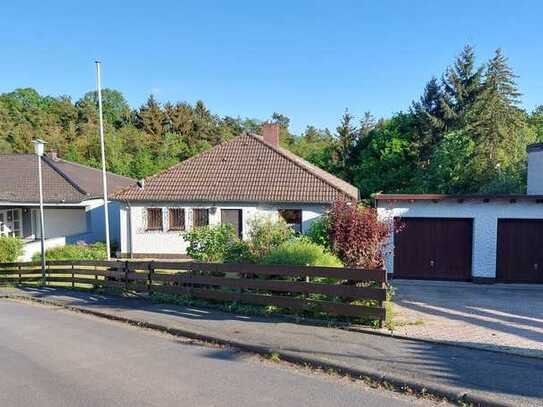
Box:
[0,270,44,275]
[144,262,386,282]
[46,277,101,285]
[44,269,123,278]
[0,261,41,268]
[145,273,386,301]
[152,285,385,319]
[48,260,123,267]
[0,276,44,282]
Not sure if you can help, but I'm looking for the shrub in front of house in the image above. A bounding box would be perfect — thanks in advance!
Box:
[245,216,294,262]
[328,199,392,268]
[32,242,107,261]
[183,224,241,263]
[261,237,343,267]
[306,216,331,250]
[0,236,24,262]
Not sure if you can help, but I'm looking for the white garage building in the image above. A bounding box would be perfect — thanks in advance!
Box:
[376,143,543,283]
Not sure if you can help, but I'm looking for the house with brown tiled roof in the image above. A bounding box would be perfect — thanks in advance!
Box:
[0,153,135,260]
[114,124,358,258]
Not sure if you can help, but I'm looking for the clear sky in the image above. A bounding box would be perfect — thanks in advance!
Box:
[1,1,542,134]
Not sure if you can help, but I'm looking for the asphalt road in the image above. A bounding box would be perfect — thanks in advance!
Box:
[0,300,440,407]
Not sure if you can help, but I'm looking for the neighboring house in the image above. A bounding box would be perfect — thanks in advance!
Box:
[376,143,543,284]
[114,124,358,258]
[0,153,135,260]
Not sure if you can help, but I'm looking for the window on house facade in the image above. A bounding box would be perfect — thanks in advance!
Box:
[168,208,185,231]
[278,209,302,233]
[0,209,22,237]
[146,208,163,231]
[192,208,209,228]
[221,209,242,237]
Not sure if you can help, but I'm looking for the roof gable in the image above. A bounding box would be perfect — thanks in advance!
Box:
[114,134,358,203]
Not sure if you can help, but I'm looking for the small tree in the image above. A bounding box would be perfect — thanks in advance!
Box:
[0,236,23,262]
[328,199,392,268]
[183,224,240,263]
[246,216,294,262]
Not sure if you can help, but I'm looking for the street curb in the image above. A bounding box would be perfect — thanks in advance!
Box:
[345,325,543,362]
[3,294,514,407]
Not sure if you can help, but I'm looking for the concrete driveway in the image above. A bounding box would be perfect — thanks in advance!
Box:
[389,280,543,358]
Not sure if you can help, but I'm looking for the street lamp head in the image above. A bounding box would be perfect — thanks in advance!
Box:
[32,139,47,157]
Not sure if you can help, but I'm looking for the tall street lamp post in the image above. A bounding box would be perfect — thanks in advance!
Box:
[32,139,47,280]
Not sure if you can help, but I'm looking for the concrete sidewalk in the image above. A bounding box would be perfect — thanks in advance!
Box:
[2,286,542,407]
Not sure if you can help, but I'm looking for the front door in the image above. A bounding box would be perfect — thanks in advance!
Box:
[0,209,22,237]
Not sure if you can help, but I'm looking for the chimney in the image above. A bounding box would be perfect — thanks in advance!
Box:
[527,143,543,195]
[261,122,280,147]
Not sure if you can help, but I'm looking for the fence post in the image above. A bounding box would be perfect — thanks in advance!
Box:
[72,261,75,288]
[18,264,21,285]
[124,261,129,292]
[148,261,154,296]
[379,267,387,329]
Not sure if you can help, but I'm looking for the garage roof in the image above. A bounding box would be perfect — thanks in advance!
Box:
[374,193,543,202]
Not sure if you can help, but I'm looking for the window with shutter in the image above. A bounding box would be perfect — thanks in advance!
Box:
[146,208,163,231]
[169,208,185,231]
[192,209,209,228]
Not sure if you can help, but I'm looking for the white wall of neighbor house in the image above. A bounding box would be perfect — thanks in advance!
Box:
[527,147,543,194]
[118,202,327,256]
[377,199,543,279]
[32,208,87,239]
[83,199,123,246]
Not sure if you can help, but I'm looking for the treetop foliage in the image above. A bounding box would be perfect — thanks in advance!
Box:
[0,45,541,197]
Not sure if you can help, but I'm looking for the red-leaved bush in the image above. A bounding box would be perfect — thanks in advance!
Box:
[328,199,392,268]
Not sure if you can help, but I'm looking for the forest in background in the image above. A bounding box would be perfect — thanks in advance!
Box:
[1,45,542,199]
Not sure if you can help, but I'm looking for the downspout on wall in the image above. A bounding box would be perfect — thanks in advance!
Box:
[124,199,134,259]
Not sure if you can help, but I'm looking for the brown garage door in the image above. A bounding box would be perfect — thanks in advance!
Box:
[497,219,543,283]
[394,218,473,280]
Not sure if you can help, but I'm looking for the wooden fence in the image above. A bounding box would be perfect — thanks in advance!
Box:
[0,260,388,324]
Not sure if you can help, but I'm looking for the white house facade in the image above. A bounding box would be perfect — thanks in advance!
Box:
[114,124,358,258]
[119,202,327,258]
[376,143,543,283]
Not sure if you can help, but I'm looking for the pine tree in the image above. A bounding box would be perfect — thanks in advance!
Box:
[136,95,165,140]
[410,77,447,160]
[359,112,376,138]
[441,44,484,128]
[466,48,530,190]
[333,109,358,181]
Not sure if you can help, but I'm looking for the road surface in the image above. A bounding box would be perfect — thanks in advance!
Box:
[0,299,441,407]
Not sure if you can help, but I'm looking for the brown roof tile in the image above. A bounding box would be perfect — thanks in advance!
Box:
[114,134,358,203]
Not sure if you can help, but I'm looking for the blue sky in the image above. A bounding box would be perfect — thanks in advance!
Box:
[1,1,542,134]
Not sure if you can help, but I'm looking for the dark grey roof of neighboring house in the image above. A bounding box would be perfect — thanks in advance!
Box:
[527,143,543,153]
[114,133,359,203]
[0,154,135,204]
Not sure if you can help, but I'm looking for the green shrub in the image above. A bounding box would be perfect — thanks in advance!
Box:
[0,236,24,262]
[32,242,107,261]
[306,216,331,250]
[246,216,294,261]
[183,224,240,262]
[223,240,254,263]
[262,237,342,267]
